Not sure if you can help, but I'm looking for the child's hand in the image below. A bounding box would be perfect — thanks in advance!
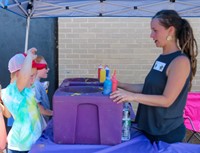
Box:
[27,47,37,60]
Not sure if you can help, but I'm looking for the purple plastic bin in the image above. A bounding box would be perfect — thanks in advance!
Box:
[60,78,102,88]
[53,83,123,145]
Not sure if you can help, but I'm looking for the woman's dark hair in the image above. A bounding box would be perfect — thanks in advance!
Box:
[152,10,198,90]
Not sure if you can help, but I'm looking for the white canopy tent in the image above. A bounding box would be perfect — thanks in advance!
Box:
[1,0,200,51]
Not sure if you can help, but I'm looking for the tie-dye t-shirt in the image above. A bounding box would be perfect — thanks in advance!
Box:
[1,82,43,151]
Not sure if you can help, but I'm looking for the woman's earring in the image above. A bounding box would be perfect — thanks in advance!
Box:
[166,35,172,41]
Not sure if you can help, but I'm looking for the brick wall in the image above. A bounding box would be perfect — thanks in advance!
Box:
[58,17,200,112]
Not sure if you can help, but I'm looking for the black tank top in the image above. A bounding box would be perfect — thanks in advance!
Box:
[135,51,190,135]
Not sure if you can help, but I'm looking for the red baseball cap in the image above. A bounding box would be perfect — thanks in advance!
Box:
[8,53,47,73]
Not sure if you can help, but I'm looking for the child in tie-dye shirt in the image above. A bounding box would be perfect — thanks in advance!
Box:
[32,55,53,123]
[1,48,46,153]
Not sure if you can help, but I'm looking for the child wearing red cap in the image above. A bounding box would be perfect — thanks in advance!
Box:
[32,55,53,123]
[1,48,46,153]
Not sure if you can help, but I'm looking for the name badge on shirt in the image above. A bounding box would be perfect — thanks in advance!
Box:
[153,61,166,72]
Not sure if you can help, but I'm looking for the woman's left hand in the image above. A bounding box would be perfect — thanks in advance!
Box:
[110,88,133,104]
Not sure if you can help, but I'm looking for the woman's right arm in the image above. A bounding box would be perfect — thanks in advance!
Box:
[118,81,144,93]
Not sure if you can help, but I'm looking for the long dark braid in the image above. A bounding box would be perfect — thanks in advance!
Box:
[179,19,198,89]
[153,10,198,90]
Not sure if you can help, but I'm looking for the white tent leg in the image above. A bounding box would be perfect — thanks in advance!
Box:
[25,16,31,53]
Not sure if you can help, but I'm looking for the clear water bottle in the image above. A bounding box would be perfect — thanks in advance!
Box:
[121,102,131,142]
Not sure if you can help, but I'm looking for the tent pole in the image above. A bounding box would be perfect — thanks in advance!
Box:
[25,16,31,53]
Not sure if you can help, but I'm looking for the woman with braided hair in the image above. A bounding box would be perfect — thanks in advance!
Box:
[110,10,198,143]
